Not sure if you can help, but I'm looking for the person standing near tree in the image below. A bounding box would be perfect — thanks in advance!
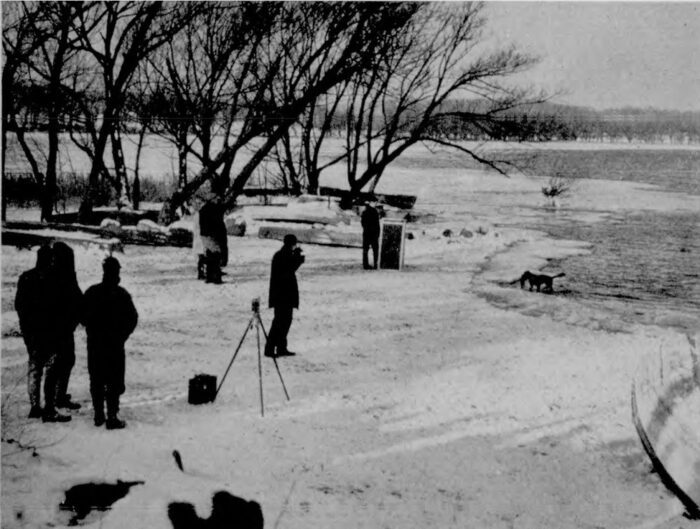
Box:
[191,198,206,280]
[361,201,381,269]
[15,244,70,422]
[265,234,305,358]
[82,256,138,429]
[199,196,228,284]
[51,242,83,411]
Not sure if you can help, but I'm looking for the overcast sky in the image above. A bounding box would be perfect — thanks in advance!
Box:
[482,2,700,111]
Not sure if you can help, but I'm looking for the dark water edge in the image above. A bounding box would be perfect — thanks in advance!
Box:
[521,210,700,333]
[479,148,700,333]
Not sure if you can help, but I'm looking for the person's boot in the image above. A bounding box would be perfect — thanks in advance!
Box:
[206,263,222,284]
[92,393,106,426]
[205,252,222,284]
[42,408,71,423]
[106,416,126,430]
[28,405,43,419]
[57,393,81,410]
[94,410,106,427]
[105,395,125,429]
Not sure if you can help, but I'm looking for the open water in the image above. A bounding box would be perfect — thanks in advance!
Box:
[511,149,700,332]
[385,145,700,331]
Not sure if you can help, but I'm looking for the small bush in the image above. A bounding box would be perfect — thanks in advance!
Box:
[136,175,175,202]
[542,173,576,200]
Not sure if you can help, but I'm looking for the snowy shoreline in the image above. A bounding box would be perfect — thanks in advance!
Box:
[2,168,698,528]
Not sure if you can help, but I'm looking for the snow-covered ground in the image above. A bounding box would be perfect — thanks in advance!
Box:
[2,164,697,528]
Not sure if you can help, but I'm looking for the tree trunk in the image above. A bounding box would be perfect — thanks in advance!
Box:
[367,174,381,194]
[306,168,319,195]
[132,123,148,210]
[12,123,44,188]
[78,128,110,223]
[177,128,188,188]
[111,128,131,207]
[1,121,7,221]
[42,120,59,222]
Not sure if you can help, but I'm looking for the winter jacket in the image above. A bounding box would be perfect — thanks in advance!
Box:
[15,268,53,345]
[268,246,304,309]
[82,282,138,350]
[51,278,83,337]
[199,201,227,242]
[361,205,381,238]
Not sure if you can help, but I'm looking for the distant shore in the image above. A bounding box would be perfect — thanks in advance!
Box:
[4,132,700,178]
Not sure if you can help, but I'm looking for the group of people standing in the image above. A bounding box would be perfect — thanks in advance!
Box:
[189,197,381,358]
[13,198,382,426]
[15,244,138,429]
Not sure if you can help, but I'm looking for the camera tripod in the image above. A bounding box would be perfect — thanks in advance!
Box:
[215,298,290,416]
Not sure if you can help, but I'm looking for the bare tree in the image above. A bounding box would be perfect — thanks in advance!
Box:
[66,1,195,222]
[268,69,355,195]
[123,70,162,210]
[24,2,98,220]
[2,2,51,219]
[155,2,419,221]
[145,2,277,196]
[279,3,542,199]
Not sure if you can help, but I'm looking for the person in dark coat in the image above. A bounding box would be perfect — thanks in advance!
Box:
[15,244,70,422]
[265,234,304,358]
[361,202,381,269]
[199,197,228,284]
[82,257,138,429]
[51,242,83,411]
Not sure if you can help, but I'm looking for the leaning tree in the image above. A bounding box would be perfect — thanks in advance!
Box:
[273,2,544,199]
[156,2,419,221]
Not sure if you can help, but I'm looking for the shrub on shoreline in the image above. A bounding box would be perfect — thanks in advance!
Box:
[2,172,175,212]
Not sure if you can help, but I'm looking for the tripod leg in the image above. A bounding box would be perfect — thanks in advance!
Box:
[216,317,254,398]
[257,314,290,401]
[256,313,269,340]
[256,322,264,417]
[271,357,291,401]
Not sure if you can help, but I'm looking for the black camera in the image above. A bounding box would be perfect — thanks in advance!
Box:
[293,247,305,263]
[251,297,260,313]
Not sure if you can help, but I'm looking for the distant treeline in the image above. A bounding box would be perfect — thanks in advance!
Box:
[17,90,699,145]
[424,102,700,144]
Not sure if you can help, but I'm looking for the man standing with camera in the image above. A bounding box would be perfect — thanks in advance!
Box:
[265,234,304,358]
